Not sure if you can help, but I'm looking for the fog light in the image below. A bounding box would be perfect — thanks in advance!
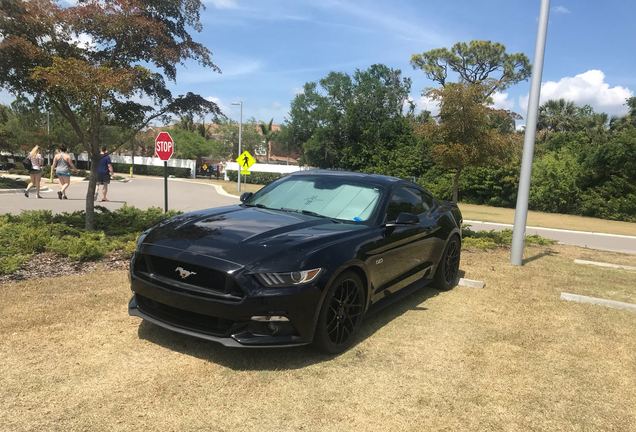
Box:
[251,315,290,322]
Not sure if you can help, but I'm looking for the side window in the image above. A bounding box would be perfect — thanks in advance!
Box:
[420,191,434,212]
[386,187,424,221]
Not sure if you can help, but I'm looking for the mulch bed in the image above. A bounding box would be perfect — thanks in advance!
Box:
[0,252,130,283]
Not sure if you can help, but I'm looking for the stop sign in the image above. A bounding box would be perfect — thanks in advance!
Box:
[155,131,174,161]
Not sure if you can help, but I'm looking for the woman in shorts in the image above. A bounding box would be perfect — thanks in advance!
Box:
[52,145,77,200]
[24,145,44,198]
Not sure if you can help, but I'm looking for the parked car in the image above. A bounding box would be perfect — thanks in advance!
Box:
[128,170,462,353]
[0,155,16,171]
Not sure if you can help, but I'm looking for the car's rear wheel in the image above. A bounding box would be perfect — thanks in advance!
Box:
[434,235,461,291]
[313,271,365,354]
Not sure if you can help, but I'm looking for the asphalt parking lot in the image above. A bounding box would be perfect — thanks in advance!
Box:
[0,176,238,214]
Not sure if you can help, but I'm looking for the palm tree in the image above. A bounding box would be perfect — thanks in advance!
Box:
[259,118,274,163]
[537,99,577,133]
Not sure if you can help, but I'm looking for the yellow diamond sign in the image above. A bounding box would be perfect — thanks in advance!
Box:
[236,150,256,175]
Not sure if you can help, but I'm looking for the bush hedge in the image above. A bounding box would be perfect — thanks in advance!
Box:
[461,226,554,250]
[0,206,179,275]
[226,170,284,184]
[112,163,191,178]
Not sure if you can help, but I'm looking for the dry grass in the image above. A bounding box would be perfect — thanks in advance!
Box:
[1,245,635,432]
[460,203,636,236]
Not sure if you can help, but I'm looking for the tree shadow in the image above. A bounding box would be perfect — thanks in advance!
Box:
[136,282,443,371]
[523,248,558,265]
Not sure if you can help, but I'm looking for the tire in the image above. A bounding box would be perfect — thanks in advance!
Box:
[313,271,365,354]
[434,235,461,291]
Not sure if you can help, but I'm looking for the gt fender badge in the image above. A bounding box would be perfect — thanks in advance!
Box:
[175,266,197,279]
[375,258,384,265]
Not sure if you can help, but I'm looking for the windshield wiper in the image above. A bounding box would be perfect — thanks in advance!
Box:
[244,203,269,209]
[280,208,341,223]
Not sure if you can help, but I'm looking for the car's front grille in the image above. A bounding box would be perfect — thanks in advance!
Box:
[133,254,244,300]
[136,294,240,337]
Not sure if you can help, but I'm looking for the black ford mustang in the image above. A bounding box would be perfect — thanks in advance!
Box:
[129,170,462,353]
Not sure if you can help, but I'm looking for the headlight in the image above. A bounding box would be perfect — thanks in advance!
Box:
[256,268,322,287]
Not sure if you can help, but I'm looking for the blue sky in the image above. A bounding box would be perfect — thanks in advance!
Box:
[182,0,635,124]
[4,0,635,125]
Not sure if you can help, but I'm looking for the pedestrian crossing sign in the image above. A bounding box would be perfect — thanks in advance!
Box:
[236,150,256,175]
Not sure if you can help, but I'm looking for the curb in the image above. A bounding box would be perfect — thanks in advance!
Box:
[573,259,636,271]
[560,292,636,313]
[0,187,52,194]
[165,178,240,199]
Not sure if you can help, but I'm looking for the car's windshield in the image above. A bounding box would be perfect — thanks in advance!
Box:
[247,176,382,222]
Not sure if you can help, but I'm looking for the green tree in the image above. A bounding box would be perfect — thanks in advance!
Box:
[0,0,220,228]
[286,64,418,174]
[410,40,531,98]
[212,118,262,160]
[424,83,516,202]
[259,118,275,162]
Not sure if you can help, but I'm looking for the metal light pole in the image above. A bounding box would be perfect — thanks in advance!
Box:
[511,0,551,265]
[231,101,243,193]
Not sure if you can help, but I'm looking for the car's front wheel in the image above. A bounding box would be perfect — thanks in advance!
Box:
[434,235,461,291]
[313,271,365,354]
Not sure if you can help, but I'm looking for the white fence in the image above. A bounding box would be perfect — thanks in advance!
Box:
[224,162,309,176]
[77,153,197,178]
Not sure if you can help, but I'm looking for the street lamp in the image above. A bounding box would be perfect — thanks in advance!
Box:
[231,101,243,193]
[511,0,551,265]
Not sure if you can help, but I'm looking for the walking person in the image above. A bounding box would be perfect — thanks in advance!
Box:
[95,146,114,202]
[24,145,44,198]
[52,145,76,200]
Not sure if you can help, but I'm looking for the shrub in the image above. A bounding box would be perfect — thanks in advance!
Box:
[0,206,181,275]
[461,226,554,250]
[226,170,283,185]
[529,149,581,214]
[112,163,191,178]
[0,177,27,189]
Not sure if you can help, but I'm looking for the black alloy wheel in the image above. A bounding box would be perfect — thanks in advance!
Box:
[314,271,365,353]
[434,235,461,291]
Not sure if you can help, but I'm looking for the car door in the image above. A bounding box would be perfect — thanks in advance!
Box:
[367,185,434,300]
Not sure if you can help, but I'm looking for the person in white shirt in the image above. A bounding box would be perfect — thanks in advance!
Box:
[24,145,44,199]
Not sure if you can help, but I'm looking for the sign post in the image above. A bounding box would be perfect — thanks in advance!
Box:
[236,150,256,184]
[155,131,174,212]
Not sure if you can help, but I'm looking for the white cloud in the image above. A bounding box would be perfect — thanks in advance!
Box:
[519,70,633,117]
[553,5,571,14]
[316,0,448,46]
[179,58,261,83]
[490,91,514,111]
[414,95,440,117]
[70,32,94,49]
[205,96,229,114]
[206,0,239,9]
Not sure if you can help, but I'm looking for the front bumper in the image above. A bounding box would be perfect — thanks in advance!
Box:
[128,270,323,348]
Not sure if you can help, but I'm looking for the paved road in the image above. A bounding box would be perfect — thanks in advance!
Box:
[2,176,635,254]
[0,176,238,214]
[466,220,636,255]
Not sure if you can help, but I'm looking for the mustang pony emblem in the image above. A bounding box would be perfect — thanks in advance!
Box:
[175,266,197,279]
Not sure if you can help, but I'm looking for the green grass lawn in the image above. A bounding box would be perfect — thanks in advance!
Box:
[0,176,27,189]
[459,203,636,236]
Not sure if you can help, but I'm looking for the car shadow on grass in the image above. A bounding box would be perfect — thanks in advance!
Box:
[136,282,446,371]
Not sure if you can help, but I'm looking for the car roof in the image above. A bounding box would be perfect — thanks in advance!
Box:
[288,169,404,186]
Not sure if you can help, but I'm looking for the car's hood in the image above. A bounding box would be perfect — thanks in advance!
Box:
[142,205,367,268]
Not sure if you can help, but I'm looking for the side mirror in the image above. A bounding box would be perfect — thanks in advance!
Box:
[240,192,253,203]
[386,212,419,227]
